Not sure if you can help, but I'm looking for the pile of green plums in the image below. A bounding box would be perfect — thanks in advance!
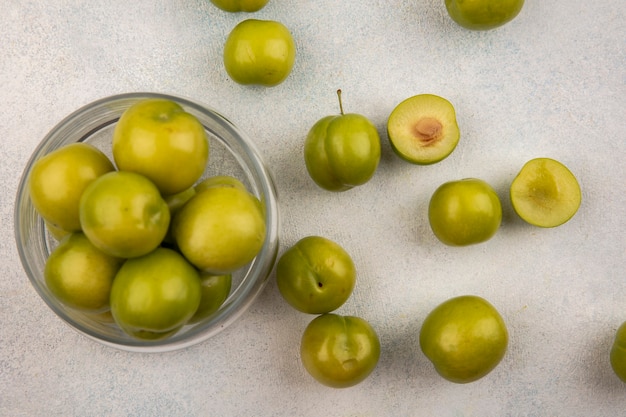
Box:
[276,236,381,388]
[296,86,582,384]
[303,92,462,193]
[303,87,581,247]
[206,0,578,386]
[275,236,510,386]
[427,157,581,247]
[29,98,266,341]
[214,0,527,88]
[29,0,599,388]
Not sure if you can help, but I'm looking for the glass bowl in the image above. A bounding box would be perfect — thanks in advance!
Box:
[14,92,280,352]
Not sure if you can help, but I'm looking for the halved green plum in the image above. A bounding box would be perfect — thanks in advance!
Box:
[387,94,460,165]
[510,158,581,228]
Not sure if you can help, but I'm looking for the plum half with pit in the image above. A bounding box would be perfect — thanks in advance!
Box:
[387,94,460,165]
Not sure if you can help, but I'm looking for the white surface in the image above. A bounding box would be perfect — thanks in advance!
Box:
[2,1,625,416]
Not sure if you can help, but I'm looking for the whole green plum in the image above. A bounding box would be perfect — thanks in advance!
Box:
[300,314,380,388]
[445,0,525,31]
[45,233,123,312]
[188,272,232,323]
[79,171,170,258]
[304,90,381,192]
[28,143,115,232]
[112,98,209,196]
[210,0,269,12]
[110,247,201,340]
[276,236,356,314]
[172,185,266,274]
[428,178,502,246]
[223,19,296,86]
[420,295,508,383]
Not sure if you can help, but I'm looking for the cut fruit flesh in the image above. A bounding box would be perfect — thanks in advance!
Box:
[387,94,460,165]
[510,158,581,228]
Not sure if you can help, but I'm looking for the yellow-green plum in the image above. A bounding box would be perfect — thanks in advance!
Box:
[79,171,170,258]
[301,314,380,388]
[28,143,115,232]
[420,295,508,383]
[172,185,266,274]
[445,0,525,31]
[195,175,247,194]
[112,98,209,195]
[276,236,356,314]
[223,19,296,86]
[304,90,381,191]
[110,248,201,340]
[428,178,502,246]
[188,273,232,323]
[210,0,269,12]
[610,322,626,383]
[45,232,123,312]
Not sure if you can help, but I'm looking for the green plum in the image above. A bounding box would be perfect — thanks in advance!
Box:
[420,295,508,383]
[610,322,626,383]
[172,185,266,273]
[387,94,460,165]
[188,272,232,323]
[304,90,381,191]
[79,171,170,258]
[195,175,247,194]
[110,247,202,340]
[210,0,269,12]
[44,232,123,312]
[28,142,115,232]
[300,314,380,388]
[428,178,502,246]
[276,236,356,314]
[445,0,525,31]
[510,158,581,228]
[223,19,296,86]
[112,98,209,196]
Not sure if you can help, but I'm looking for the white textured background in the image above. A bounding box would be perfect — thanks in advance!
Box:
[2,1,625,416]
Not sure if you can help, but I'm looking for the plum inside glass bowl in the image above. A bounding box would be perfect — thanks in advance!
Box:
[14,92,280,352]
